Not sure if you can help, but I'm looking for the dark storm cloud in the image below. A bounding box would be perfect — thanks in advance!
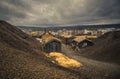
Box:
[2,0,29,8]
[0,0,31,24]
[90,0,120,18]
[0,0,120,26]
[0,4,25,20]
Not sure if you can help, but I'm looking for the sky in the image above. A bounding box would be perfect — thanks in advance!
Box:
[0,0,120,26]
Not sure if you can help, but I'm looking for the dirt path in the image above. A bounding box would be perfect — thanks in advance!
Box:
[61,44,120,79]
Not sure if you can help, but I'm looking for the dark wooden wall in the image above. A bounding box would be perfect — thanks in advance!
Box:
[78,40,94,48]
[44,40,61,53]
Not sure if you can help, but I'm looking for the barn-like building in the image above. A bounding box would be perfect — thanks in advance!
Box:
[71,36,94,49]
[41,32,61,53]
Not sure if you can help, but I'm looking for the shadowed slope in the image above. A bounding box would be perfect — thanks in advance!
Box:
[80,31,120,64]
[0,20,85,79]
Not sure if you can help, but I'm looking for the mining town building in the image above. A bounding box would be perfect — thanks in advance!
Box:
[71,36,94,49]
[42,32,61,53]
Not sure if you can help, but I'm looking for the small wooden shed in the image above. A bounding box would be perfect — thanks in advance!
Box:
[71,36,94,48]
[44,39,61,53]
[42,32,61,53]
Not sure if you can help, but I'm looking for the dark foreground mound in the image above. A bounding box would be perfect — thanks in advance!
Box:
[0,20,84,79]
[80,31,120,65]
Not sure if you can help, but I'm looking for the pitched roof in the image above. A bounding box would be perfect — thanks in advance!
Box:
[73,36,86,43]
[60,34,72,38]
[42,32,61,44]
[73,35,97,43]
[42,32,53,39]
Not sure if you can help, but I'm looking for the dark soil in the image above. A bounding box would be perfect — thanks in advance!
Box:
[62,44,120,79]
[80,31,120,65]
[0,20,85,79]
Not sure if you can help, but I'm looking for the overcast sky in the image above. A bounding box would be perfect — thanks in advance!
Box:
[0,0,120,26]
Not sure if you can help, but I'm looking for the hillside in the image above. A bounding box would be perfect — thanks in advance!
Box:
[80,31,120,65]
[0,20,85,79]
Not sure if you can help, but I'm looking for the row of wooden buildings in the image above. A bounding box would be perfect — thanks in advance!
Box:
[38,32,96,53]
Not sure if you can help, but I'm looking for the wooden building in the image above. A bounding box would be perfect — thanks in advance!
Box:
[60,34,74,45]
[42,32,61,53]
[71,36,94,49]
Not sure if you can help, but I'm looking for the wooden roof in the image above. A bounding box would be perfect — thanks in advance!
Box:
[73,35,97,43]
[60,34,72,38]
[42,32,61,44]
[73,36,86,43]
[73,35,92,43]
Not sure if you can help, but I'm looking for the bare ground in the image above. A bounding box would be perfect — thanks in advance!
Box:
[61,44,120,79]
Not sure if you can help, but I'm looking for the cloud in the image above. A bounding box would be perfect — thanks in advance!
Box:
[0,0,120,26]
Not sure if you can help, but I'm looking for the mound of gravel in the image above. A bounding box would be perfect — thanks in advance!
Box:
[0,20,84,79]
[80,31,120,65]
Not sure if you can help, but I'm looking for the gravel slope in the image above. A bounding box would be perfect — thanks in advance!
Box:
[62,44,120,79]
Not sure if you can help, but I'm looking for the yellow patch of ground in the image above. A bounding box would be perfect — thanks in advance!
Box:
[46,52,83,68]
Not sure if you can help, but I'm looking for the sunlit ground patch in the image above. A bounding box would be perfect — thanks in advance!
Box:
[46,52,83,68]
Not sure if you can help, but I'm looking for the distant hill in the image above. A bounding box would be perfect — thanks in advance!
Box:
[18,23,120,31]
[80,31,120,65]
[0,20,84,79]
